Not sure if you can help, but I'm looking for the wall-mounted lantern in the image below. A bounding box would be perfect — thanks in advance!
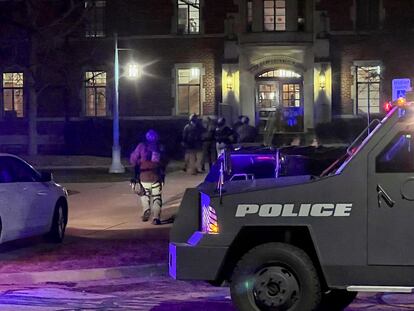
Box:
[319,70,326,90]
[226,72,233,90]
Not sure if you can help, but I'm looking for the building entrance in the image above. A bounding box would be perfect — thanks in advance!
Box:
[256,69,304,133]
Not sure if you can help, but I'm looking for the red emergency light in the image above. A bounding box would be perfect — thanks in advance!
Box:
[383,101,393,113]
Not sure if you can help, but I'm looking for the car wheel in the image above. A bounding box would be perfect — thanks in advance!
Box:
[316,289,357,311]
[230,242,321,311]
[48,203,67,243]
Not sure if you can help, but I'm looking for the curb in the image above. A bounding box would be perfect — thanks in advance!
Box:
[0,263,167,285]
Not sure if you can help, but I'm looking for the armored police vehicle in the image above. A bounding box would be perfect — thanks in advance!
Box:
[170,100,414,311]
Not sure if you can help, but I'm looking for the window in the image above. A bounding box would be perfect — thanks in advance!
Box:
[85,0,106,38]
[177,68,201,115]
[356,0,380,30]
[0,156,40,183]
[85,71,107,117]
[356,66,381,114]
[297,0,306,31]
[247,0,253,31]
[258,83,278,109]
[264,0,286,31]
[178,0,200,34]
[258,69,301,78]
[376,133,414,173]
[282,84,301,107]
[2,72,24,118]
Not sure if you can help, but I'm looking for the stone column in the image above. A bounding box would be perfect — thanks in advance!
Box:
[222,63,240,125]
[303,48,315,131]
[239,52,256,126]
[305,0,314,32]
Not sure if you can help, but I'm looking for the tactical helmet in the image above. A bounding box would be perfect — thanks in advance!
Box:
[189,113,198,122]
[217,117,226,127]
[145,129,159,143]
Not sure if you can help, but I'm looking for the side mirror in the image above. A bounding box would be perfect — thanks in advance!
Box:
[40,172,53,182]
[223,148,232,175]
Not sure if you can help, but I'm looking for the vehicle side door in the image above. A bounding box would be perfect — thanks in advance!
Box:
[0,156,34,241]
[368,128,414,265]
[8,157,53,235]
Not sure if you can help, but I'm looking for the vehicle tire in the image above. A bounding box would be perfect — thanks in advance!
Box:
[48,203,67,243]
[316,289,357,311]
[230,242,321,311]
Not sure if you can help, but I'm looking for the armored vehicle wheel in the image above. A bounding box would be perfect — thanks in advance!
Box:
[316,289,357,311]
[230,243,321,311]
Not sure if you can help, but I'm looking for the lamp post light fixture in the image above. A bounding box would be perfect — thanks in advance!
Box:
[127,63,143,79]
[109,33,141,173]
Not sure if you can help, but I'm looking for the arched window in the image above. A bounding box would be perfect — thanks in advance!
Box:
[257,69,301,78]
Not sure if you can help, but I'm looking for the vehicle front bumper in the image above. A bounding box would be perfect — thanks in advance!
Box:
[169,232,228,281]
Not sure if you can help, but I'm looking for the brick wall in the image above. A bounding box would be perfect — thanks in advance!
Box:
[318,0,354,31]
[116,37,224,116]
[331,33,414,115]
[108,0,237,36]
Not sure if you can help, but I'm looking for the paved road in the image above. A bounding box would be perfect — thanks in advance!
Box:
[0,171,204,273]
[0,276,414,310]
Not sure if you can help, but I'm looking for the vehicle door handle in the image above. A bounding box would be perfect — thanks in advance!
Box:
[37,191,48,196]
[377,184,395,208]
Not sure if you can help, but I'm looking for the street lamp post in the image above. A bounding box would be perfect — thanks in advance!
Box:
[109,33,125,173]
[109,33,142,173]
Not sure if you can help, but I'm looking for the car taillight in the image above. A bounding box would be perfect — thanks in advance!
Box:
[201,193,219,234]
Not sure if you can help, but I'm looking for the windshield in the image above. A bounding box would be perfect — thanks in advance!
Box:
[321,113,391,177]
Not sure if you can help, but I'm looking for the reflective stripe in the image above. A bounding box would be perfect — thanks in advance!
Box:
[347,286,414,293]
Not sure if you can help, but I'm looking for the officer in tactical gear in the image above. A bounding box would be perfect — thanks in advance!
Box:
[236,116,257,143]
[182,113,204,175]
[130,129,166,225]
[215,117,236,156]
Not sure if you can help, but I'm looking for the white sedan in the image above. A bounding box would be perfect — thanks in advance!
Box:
[0,154,68,243]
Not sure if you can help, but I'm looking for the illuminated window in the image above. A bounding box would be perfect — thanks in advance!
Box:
[178,0,200,34]
[258,83,278,110]
[258,69,301,78]
[264,0,286,31]
[247,0,253,31]
[177,68,201,115]
[85,0,106,38]
[282,84,301,107]
[2,72,24,118]
[356,66,381,114]
[85,71,107,117]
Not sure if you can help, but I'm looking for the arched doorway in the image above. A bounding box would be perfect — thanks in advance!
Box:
[256,69,304,133]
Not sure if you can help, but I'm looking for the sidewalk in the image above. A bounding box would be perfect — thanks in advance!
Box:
[22,155,183,172]
[0,264,167,285]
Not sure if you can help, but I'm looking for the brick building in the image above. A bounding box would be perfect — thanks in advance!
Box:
[0,0,413,155]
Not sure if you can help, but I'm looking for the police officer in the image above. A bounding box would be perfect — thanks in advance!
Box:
[182,114,203,175]
[215,117,235,156]
[130,129,166,225]
[236,116,257,143]
[201,116,217,171]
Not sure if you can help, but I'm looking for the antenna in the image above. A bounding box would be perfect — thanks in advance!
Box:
[275,149,280,178]
[218,161,224,204]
